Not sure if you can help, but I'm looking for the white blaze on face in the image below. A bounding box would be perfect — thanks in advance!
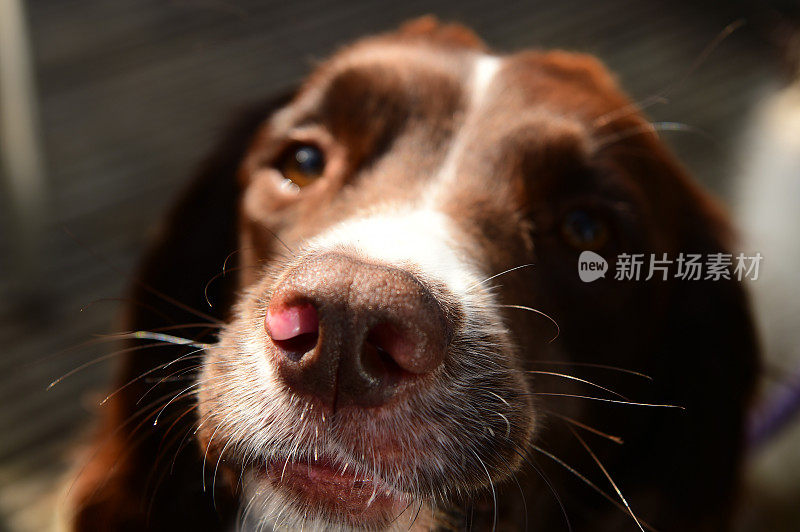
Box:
[305,54,504,311]
[428,53,502,206]
[471,54,502,104]
[306,208,482,303]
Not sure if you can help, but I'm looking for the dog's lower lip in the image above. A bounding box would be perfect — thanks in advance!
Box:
[267,457,369,485]
[261,457,407,521]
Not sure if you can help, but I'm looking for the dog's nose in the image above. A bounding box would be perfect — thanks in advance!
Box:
[265,253,451,409]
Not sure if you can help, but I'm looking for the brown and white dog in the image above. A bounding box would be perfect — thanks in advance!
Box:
[68,18,758,532]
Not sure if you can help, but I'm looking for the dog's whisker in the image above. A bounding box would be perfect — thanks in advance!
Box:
[527,360,653,380]
[596,121,715,151]
[212,432,236,509]
[101,351,207,405]
[64,390,185,506]
[466,263,536,292]
[469,448,497,532]
[542,408,624,444]
[30,322,218,373]
[153,381,209,426]
[48,342,173,390]
[495,450,530,532]
[202,412,236,493]
[501,304,560,343]
[156,403,199,456]
[174,407,220,474]
[530,444,657,532]
[592,95,670,129]
[593,19,744,130]
[123,331,215,349]
[101,323,225,336]
[135,356,217,406]
[91,337,225,403]
[63,402,149,502]
[527,393,684,409]
[568,426,644,532]
[526,370,630,400]
[507,442,572,532]
[63,226,223,324]
[204,264,265,308]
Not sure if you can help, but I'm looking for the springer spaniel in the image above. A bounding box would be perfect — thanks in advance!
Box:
[68,18,758,532]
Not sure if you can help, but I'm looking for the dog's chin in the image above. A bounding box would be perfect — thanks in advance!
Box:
[242,456,415,530]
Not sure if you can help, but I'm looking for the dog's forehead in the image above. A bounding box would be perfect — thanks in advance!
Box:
[256,40,647,246]
[293,41,626,126]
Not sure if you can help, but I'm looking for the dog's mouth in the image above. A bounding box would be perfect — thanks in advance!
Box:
[257,454,411,524]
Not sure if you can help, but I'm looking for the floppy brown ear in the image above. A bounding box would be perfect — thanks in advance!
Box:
[642,165,760,530]
[69,92,293,531]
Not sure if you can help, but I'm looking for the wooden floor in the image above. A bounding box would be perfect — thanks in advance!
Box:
[0,0,793,529]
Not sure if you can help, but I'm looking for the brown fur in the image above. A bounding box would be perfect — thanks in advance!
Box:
[69,19,757,531]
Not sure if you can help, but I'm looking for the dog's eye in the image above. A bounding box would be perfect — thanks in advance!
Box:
[561,209,609,250]
[277,144,325,187]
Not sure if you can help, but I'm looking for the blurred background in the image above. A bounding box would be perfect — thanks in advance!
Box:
[1,0,799,530]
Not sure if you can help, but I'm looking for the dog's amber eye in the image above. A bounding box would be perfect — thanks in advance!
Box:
[277,144,325,187]
[561,210,609,250]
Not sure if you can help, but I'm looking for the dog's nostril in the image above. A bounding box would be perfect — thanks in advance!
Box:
[366,323,417,374]
[266,302,319,359]
[273,332,319,361]
[362,324,414,381]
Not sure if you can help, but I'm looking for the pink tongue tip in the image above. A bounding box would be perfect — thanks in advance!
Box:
[266,302,319,341]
